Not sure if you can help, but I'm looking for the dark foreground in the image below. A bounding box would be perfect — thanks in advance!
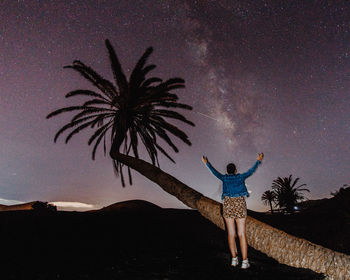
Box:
[249,187,350,255]
[0,208,323,280]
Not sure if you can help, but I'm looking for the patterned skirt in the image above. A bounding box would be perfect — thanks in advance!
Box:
[222,196,247,219]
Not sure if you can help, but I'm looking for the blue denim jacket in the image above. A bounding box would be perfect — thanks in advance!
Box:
[206,160,261,199]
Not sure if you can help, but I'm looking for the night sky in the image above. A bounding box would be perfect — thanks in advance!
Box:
[1,1,349,211]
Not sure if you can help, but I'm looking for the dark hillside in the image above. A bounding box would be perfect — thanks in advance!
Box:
[249,187,350,254]
[92,199,162,213]
[0,201,38,211]
[0,201,323,279]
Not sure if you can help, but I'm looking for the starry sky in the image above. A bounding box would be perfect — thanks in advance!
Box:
[0,0,349,211]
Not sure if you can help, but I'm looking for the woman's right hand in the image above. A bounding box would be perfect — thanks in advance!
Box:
[257,153,264,162]
[202,156,208,164]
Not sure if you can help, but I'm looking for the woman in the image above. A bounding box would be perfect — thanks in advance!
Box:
[202,153,264,269]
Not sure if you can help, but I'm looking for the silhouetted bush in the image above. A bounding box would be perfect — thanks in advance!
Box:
[32,201,57,212]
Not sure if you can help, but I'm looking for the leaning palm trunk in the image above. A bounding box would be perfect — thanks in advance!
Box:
[110,151,350,279]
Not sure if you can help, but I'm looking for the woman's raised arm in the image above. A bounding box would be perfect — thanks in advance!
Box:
[241,153,264,179]
[203,156,224,180]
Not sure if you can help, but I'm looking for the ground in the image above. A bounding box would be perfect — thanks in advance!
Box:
[0,207,324,279]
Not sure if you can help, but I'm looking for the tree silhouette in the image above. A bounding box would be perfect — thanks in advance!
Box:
[47,39,194,186]
[32,201,57,212]
[261,190,276,214]
[331,184,349,198]
[271,175,310,214]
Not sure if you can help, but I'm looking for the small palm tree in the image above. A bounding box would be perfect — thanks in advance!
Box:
[47,39,194,186]
[272,175,309,214]
[261,190,276,214]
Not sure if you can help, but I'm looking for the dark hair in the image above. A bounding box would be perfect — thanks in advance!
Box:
[226,163,236,174]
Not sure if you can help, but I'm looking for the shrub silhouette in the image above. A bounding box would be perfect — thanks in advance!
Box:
[32,201,57,212]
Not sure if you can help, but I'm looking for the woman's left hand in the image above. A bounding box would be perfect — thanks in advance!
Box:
[257,153,264,162]
[202,156,208,164]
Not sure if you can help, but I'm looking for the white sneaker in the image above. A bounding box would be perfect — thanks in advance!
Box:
[241,259,250,269]
[231,257,239,267]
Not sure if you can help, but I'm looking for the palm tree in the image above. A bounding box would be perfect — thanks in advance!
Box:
[47,40,350,279]
[47,39,194,186]
[261,190,276,214]
[272,175,309,214]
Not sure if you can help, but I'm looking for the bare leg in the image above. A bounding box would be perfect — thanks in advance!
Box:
[224,217,237,258]
[236,218,248,260]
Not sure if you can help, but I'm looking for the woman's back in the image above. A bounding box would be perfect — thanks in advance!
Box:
[205,160,261,199]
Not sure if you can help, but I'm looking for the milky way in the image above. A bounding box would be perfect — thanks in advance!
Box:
[0,1,349,211]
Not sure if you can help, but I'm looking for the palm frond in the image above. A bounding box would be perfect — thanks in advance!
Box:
[64,61,117,99]
[129,47,153,87]
[54,114,104,142]
[151,109,195,126]
[154,142,175,163]
[91,123,111,160]
[137,127,158,165]
[141,64,156,77]
[127,166,132,185]
[71,111,114,123]
[105,39,128,96]
[88,121,113,145]
[163,78,185,85]
[155,102,193,110]
[65,121,97,143]
[65,90,107,101]
[83,99,113,107]
[46,106,87,119]
[142,77,162,88]
[129,127,139,158]
[146,122,179,153]
[150,116,192,146]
